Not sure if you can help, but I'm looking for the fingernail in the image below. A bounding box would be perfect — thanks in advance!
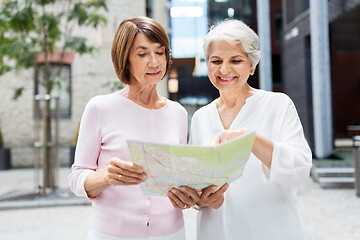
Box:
[171,189,177,194]
[180,187,186,191]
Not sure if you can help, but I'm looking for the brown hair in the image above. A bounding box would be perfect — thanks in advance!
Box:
[111,16,171,85]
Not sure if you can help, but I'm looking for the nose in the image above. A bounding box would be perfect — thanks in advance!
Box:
[148,53,159,68]
[219,62,230,75]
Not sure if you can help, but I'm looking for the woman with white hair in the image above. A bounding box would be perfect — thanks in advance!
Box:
[168,19,312,239]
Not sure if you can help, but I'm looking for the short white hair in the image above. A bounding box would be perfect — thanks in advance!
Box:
[203,19,260,68]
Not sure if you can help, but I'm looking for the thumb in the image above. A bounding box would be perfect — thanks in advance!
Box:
[211,134,222,146]
[201,185,218,197]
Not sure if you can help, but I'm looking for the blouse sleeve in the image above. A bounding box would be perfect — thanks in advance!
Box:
[188,111,200,145]
[264,97,312,187]
[68,97,102,198]
[180,106,188,145]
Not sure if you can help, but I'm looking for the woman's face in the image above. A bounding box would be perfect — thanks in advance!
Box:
[128,33,167,87]
[207,40,254,93]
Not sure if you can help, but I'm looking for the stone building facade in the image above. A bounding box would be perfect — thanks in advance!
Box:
[0,0,170,167]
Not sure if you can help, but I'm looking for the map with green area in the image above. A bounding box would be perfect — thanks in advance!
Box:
[127,131,255,196]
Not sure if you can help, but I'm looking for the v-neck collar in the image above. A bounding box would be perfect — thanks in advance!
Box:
[211,89,265,130]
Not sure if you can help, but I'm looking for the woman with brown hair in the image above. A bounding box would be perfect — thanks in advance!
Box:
[69,17,193,240]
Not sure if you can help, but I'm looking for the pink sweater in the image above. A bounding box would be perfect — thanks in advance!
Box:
[69,92,188,237]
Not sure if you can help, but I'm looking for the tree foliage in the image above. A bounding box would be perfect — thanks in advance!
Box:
[0,0,108,96]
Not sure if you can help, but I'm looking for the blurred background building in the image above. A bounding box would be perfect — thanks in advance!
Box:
[0,0,359,168]
[281,0,360,158]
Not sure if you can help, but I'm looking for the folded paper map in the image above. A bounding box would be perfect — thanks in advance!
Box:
[127,131,255,196]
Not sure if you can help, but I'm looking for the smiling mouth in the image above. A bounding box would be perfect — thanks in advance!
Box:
[218,76,236,82]
[147,71,161,76]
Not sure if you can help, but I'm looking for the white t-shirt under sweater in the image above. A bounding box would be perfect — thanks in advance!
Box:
[69,91,188,239]
[190,90,312,240]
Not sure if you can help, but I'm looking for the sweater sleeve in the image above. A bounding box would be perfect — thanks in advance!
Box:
[263,97,312,187]
[68,97,102,198]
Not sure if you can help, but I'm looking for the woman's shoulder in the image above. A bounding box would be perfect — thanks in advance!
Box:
[192,100,216,120]
[86,92,123,109]
[166,99,188,115]
[259,90,294,107]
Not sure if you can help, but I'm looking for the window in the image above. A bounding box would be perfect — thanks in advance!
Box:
[35,64,72,118]
[274,12,283,43]
[207,0,252,27]
[284,0,309,25]
[146,0,153,18]
[170,0,208,59]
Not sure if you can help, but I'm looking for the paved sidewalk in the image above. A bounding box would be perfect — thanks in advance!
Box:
[0,168,359,240]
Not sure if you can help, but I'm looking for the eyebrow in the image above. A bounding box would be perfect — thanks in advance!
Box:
[209,55,246,59]
[231,55,246,59]
[135,45,164,50]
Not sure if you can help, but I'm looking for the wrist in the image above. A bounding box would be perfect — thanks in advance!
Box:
[102,169,111,186]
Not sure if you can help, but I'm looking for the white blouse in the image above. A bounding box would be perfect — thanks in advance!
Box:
[190,90,312,240]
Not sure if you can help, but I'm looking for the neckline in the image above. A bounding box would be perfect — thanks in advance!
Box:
[117,91,168,111]
[212,89,265,130]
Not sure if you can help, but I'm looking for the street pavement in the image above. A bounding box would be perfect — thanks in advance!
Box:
[0,167,359,240]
